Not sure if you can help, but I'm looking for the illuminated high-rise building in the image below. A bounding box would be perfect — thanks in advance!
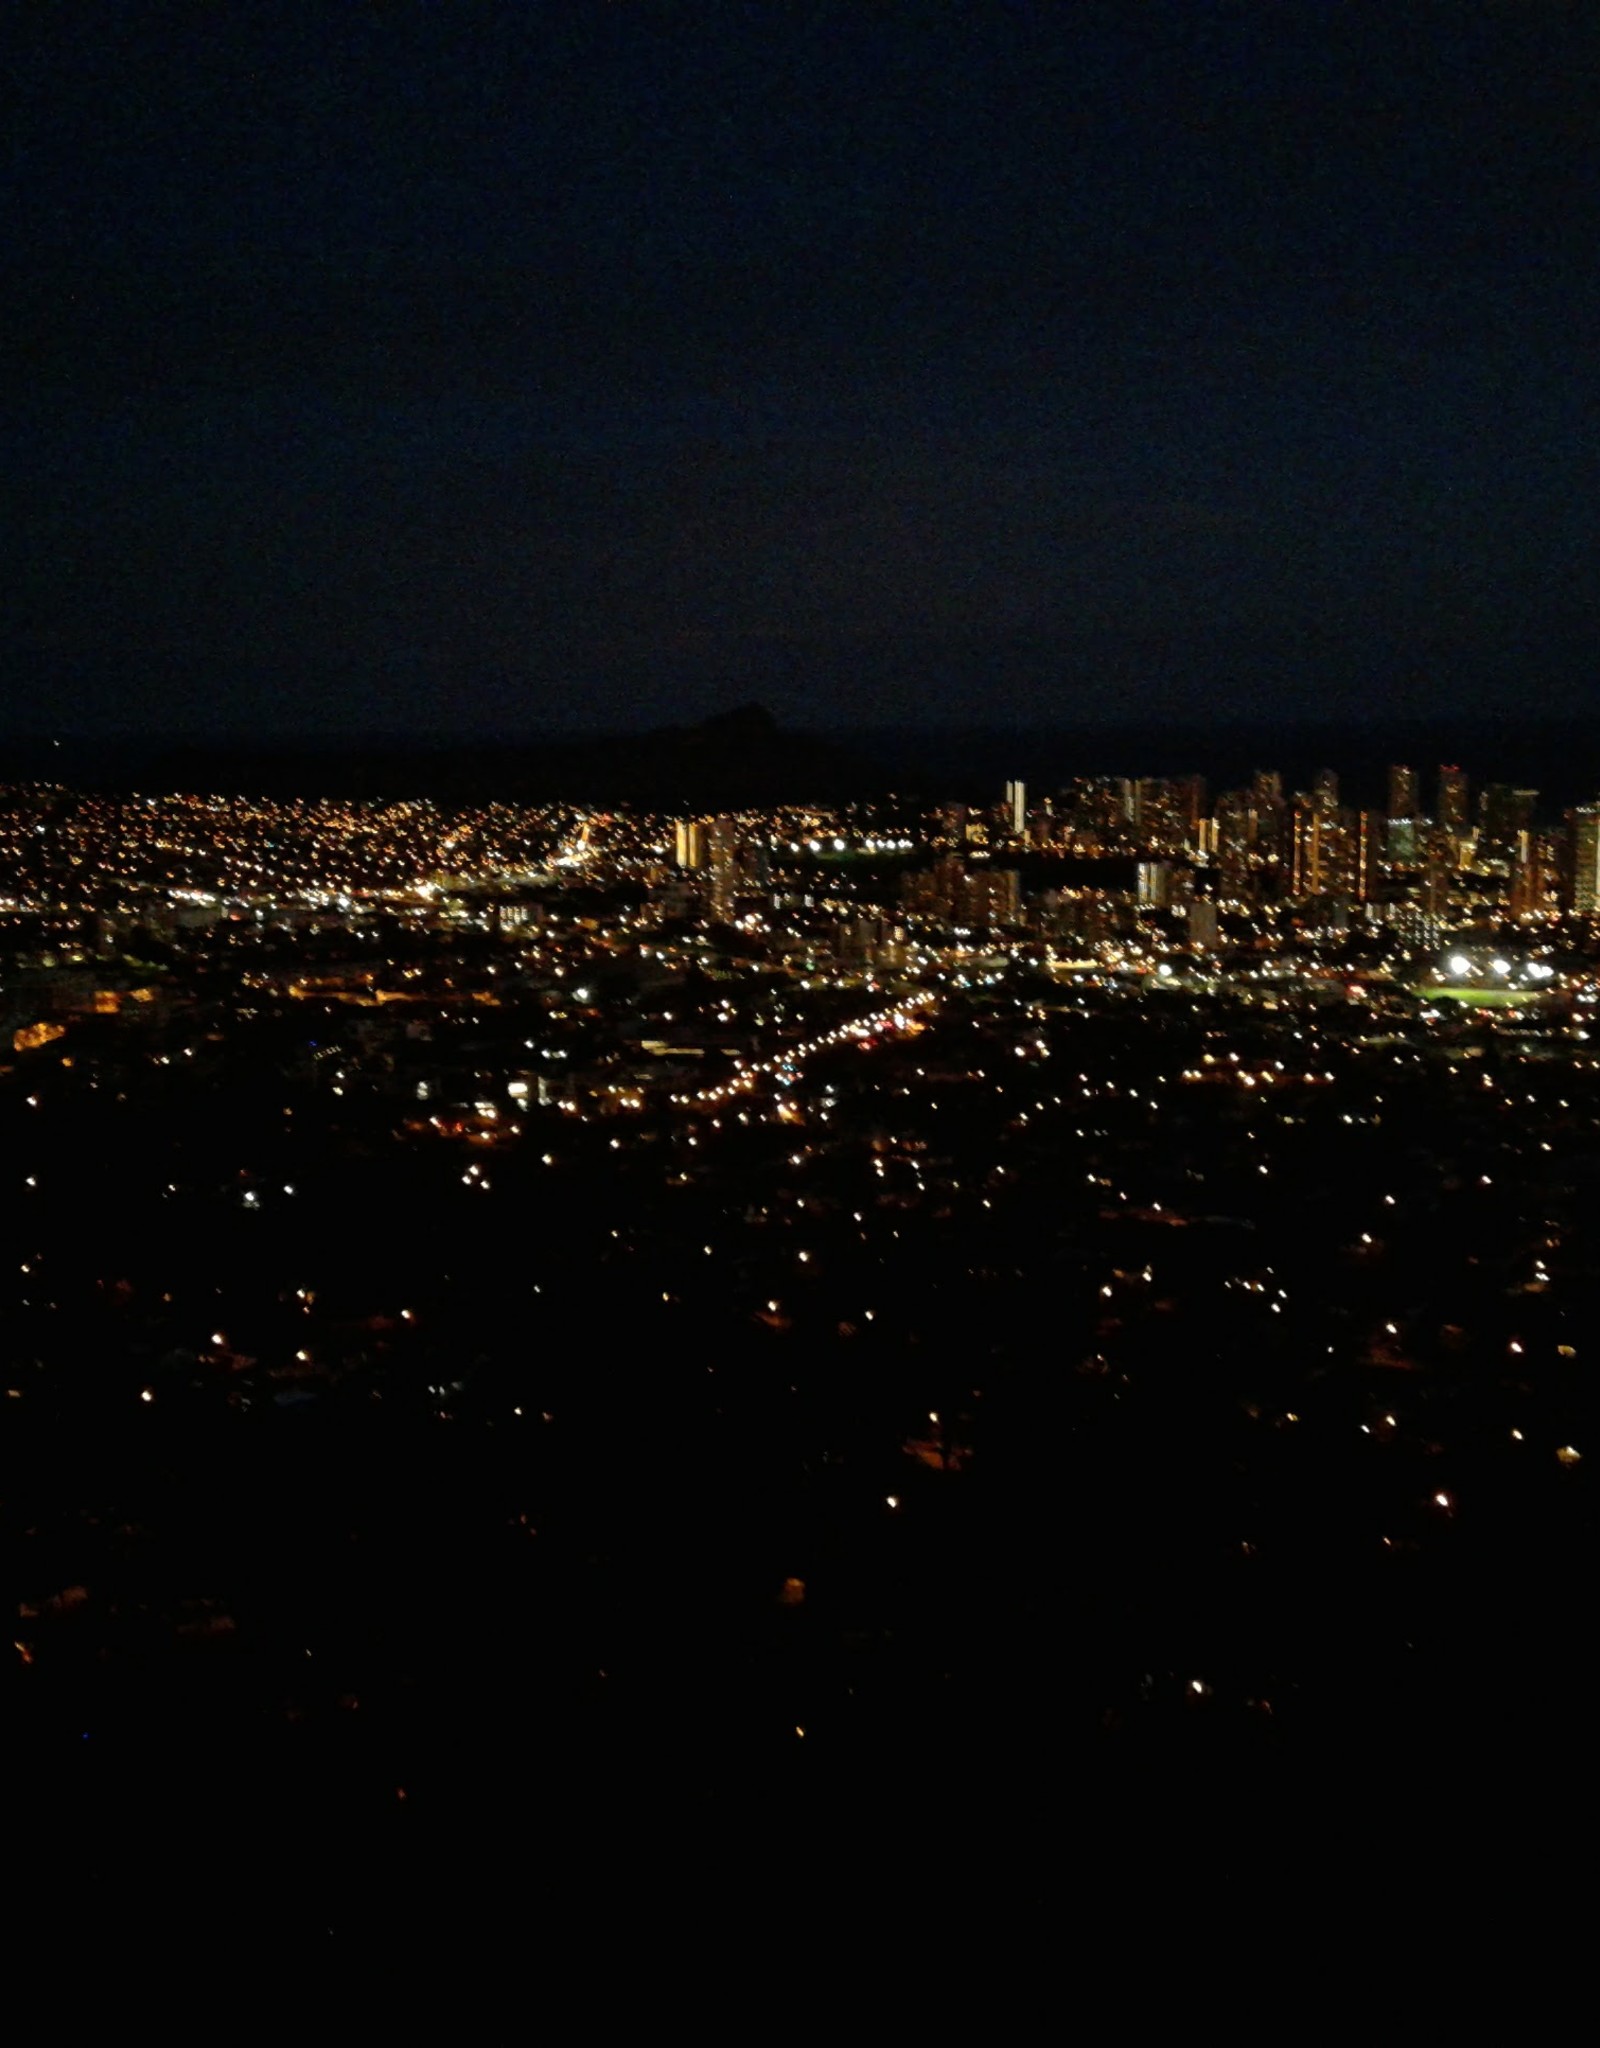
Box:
[904,857,1020,927]
[1387,765,1418,821]
[1133,777,1203,854]
[1214,789,1260,898]
[1385,815,1420,865]
[962,866,1021,926]
[1289,799,1367,902]
[1422,845,1452,920]
[1478,785,1537,865]
[1511,831,1551,918]
[1437,765,1469,835]
[1289,799,1323,896]
[1004,780,1026,836]
[900,856,962,920]
[1249,771,1286,873]
[1059,777,1132,849]
[1572,805,1600,915]
[1050,888,1116,948]
[674,819,705,870]
[704,816,740,921]
[1353,810,1380,903]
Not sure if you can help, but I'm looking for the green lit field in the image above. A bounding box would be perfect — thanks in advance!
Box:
[1419,985,1538,1007]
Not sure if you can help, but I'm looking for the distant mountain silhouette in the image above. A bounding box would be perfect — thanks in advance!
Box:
[126,705,883,805]
[10,708,1600,808]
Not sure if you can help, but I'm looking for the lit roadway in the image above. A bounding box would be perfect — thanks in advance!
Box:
[673,991,939,1110]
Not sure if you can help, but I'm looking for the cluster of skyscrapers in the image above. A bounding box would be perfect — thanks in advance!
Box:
[970,764,1588,927]
[662,761,1598,963]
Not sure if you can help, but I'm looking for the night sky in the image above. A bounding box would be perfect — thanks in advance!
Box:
[6,5,1596,736]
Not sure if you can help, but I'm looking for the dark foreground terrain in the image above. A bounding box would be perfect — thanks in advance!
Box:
[7,972,1594,1952]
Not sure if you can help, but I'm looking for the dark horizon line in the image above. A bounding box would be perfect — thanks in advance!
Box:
[10,713,1600,744]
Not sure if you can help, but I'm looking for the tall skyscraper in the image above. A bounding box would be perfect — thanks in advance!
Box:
[674,819,705,870]
[1353,810,1379,903]
[1422,847,1452,920]
[1214,789,1259,893]
[1134,777,1202,854]
[900,856,966,921]
[1478,785,1538,864]
[1572,805,1600,915]
[704,816,740,921]
[963,866,1021,926]
[1510,831,1550,918]
[1290,800,1323,896]
[1438,765,1469,835]
[1387,765,1418,821]
[1385,815,1420,865]
[1058,778,1132,850]
[1004,780,1026,836]
[1290,800,1366,902]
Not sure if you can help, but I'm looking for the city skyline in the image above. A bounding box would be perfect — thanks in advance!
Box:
[8,738,1597,1938]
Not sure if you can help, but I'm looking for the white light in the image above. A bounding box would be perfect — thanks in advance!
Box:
[1447,954,1472,978]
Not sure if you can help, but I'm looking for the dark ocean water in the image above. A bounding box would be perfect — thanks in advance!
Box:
[4,717,1600,810]
[850,720,1600,808]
